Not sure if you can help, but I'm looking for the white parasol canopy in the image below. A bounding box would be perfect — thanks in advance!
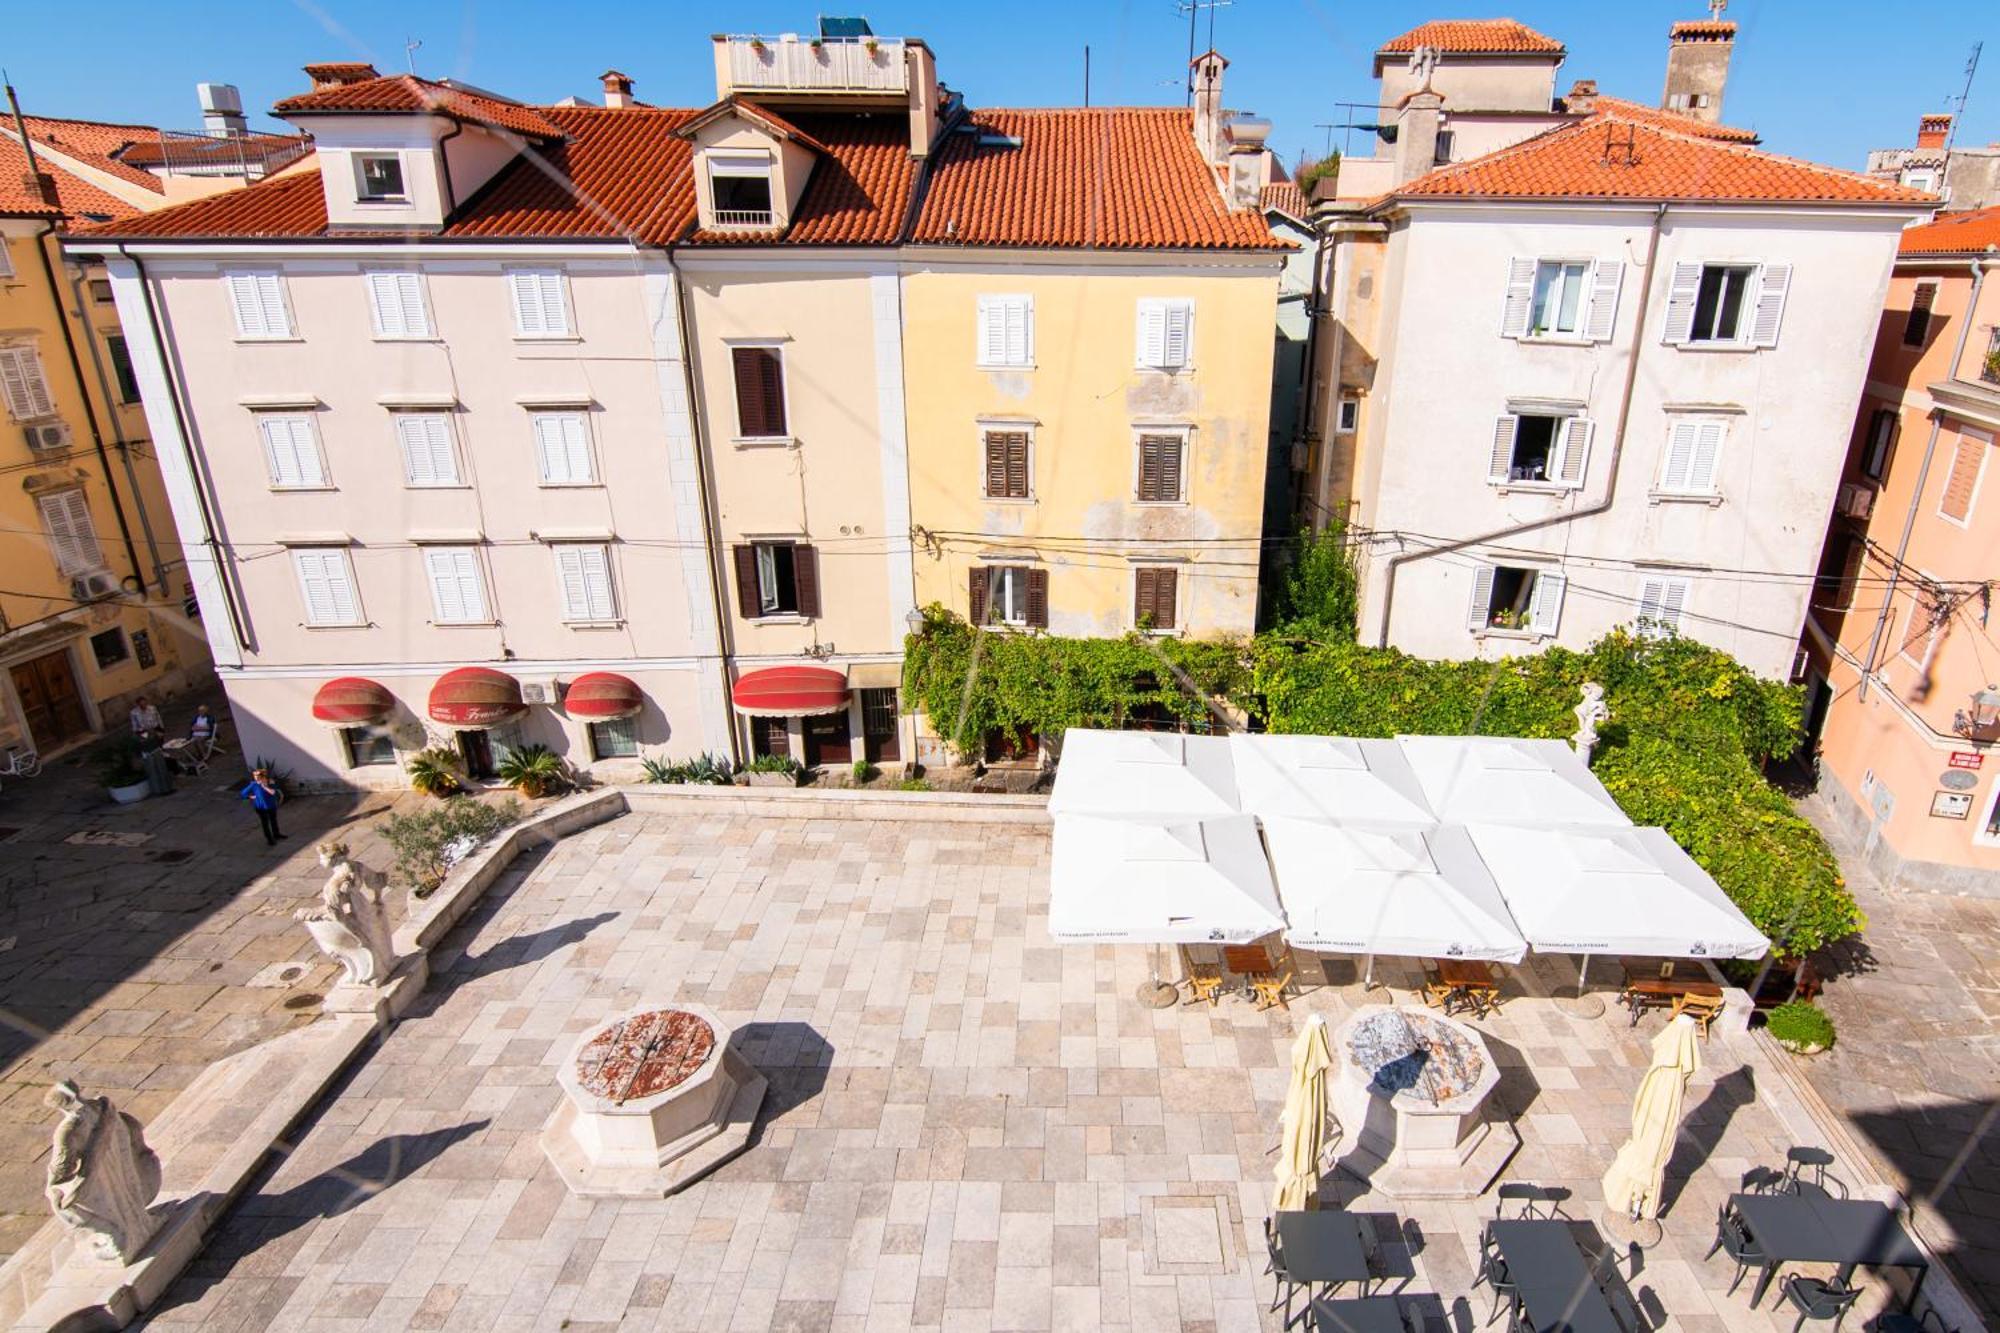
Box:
[1047,814,1285,944]
[1467,824,1769,961]
[1397,735,1629,828]
[1263,818,1527,963]
[1228,734,1435,827]
[1046,728,1240,820]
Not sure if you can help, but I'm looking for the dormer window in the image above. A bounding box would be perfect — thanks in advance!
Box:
[708,155,774,227]
[355,152,407,201]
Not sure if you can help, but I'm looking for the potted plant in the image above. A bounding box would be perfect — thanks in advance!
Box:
[99,737,150,804]
[496,743,567,799]
[851,758,877,785]
[864,37,880,55]
[1766,1000,1836,1055]
[1984,346,2000,385]
[750,36,768,53]
[406,746,464,798]
[743,753,801,787]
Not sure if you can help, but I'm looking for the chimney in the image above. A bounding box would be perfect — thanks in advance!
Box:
[600,69,635,109]
[1917,114,1952,150]
[1190,49,1229,168]
[1224,116,1270,211]
[1393,91,1443,185]
[197,83,246,137]
[1566,79,1599,114]
[1662,19,1735,123]
[302,62,381,93]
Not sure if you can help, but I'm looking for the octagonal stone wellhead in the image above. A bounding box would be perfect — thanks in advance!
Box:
[1329,1005,1519,1198]
[539,1003,767,1197]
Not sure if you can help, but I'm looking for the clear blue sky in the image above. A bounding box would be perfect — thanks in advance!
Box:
[1,1,1992,174]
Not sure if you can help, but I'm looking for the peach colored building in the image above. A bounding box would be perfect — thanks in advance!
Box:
[1802,206,2000,893]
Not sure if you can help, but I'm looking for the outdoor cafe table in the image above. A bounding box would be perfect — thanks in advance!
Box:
[1310,1294,1405,1333]
[1488,1219,1623,1333]
[1276,1211,1374,1293]
[1731,1193,1929,1309]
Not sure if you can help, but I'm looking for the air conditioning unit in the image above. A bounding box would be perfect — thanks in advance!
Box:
[518,678,559,706]
[24,421,72,453]
[69,569,119,601]
[1836,483,1875,520]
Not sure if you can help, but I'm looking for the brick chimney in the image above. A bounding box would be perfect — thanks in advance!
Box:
[1662,19,1735,123]
[1224,116,1270,211]
[1566,79,1599,114]
[1917,114,1953,150]
[600,70,635,109]
[302,62,381,92]
[1190,49,1229,168]
[1394,90,1443,185]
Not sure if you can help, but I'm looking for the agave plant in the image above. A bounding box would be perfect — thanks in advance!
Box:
[496,743,567,799]
[640,756,677,784]
[745,753,801,775]
[405,746,463,798]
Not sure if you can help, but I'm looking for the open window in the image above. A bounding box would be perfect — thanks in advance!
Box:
[1467,563,1565,638]
[732,541,820,619]
[1489,412,1590,487]
[1663,261,1790,348]
[355,152,407,201]
[708,154,775,227]
[969,564,1047,629]
[1501,258,1622,342]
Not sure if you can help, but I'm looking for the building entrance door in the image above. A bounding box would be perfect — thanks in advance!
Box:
[456,728,496,779]
[10,649,90,750]
[803,712,852,767]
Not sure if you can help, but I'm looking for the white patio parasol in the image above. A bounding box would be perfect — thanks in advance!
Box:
[1046,729,1240,821]
[1397,735,1630,828]
[1229,734,1435,826]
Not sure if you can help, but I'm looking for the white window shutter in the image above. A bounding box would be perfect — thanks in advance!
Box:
[1555,417,1592,487]
[1161,301,1193,369]
[1467,565,1496,632]
[1661,262,1702,345]
[560,415,592,481]
[555,547,590,619]
[40,490,101,574]
[1528,570,1566,637]
[425,548,485,622]
[533,413,593,483]
[1637,577,1688,635]
[397,415,457,486]
[509,271,568,336]
[1489,416,1518,483]
[1500,258,1536,338]
[1750,263,1791,348]
[1637,577,1665,626]
[224,272,262,336]
[1661,421,1699,491]
[0,346,56,419]
[367,271,429,337]
[1584,260,1623,342]
[256,274,289,336]
[1659,579,1687,630]
[295,550,358,625]
[1136,301,1168,368]
[1689,421,1724,492]
[260,416,323,487]
[977,298,1003,365]
[979,296,1030,366]
[580,546,614,619]
[1009,298,1032,365]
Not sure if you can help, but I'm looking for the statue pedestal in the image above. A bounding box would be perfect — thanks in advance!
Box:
[320,953,429,1030]
[19,1197,205,1332]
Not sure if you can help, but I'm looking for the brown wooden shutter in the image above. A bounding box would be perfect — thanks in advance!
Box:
[968,566,989,624]
[1941,434,1984,521]
[984,434,1008,497]
[1006,434,1029,498]
[792,543,820,617]
[731,347,785,437]
[1154,568,1177,630]
[732,544,760,618]
[1138,438,1163,501]
[984,432,1029,499]
[1138,435,1181,502]
[1026,567,1048,628]
[1134,568,1155,626]
[1161,438,1182,501]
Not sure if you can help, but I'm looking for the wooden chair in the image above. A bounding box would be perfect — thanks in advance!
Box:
[1672,990,1725,1037]
[1222,944,1294,1011]
[1184,962,1226,1007]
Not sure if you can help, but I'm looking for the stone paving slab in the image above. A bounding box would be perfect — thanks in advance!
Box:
[133,810,1933,1331]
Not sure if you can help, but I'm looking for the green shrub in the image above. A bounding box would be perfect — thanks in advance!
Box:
[897,777,932,791]
[496,744,567,798]
[405,746,463,798]
[1766,1000,1836,1050]
[745,753,801,775]
[380,798,521,896]
[98,736,147,787]
[851,759,876,784]
[1270,519,1360,641]
[1297,151,1340,194]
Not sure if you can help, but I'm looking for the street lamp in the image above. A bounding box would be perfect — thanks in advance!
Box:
[1955,685,2000,738]
[904,607,925,638]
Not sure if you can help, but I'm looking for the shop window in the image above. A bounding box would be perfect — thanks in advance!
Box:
[588,717,639,759]
[342,724,397,768]
[89,627,129,669]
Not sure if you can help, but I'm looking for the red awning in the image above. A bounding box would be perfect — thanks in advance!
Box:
[731,666,849,717]
[564,671,643,720]
[311,676,394,726]
[428,666,528,729]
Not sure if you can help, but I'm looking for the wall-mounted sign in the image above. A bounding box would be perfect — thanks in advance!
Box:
[1940,770,1980,791]
[1949,751,1984,770]
[1931,791,1973,820]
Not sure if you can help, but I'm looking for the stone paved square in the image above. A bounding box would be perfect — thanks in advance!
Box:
[127,809,1947,1330]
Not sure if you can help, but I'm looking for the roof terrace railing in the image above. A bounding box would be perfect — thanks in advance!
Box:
[722,34,908,95]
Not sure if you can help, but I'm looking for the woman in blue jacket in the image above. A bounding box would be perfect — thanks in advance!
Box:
[239,769,286,846]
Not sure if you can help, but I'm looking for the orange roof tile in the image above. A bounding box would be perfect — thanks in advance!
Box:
[1260,182,1309,221]
[687,112,912,246]
[1669,20,1737,39]
[274,75,564,139]
[0,132,140,221]
[453,106,696,244]
[17,114,164,193]
[911,108,1287,251]
[675,98,830,155]
[1378,19,1564,56]
[1390,115,1937,206]
[1580,96,1758,144]
[1898,206,2000,256]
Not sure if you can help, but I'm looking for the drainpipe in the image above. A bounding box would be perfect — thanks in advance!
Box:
[436,120,464,215]
[119,244,252,652]
[1858,255,1993,699]
[63,259,168,595]
[1374,202,1669,646]
[663,242,743,768]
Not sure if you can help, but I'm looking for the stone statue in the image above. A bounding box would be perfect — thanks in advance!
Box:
[44,1080,163,1265]
[1406,44,1439,91]
[297,841,395,987]
[1572,681,1610,765]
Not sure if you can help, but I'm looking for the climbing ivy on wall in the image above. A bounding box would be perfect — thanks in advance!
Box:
[903,612,1860,954]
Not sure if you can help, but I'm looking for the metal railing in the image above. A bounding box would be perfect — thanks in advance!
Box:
[131,129,312,180]
[723,35,907,93]
[711,209,776,229]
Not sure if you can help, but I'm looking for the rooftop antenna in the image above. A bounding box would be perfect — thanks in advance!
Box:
[1943,42,1982,156]
[1173,0,1234,105]
[404,37,423,75]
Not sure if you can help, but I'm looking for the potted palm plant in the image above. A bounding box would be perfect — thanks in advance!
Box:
[496,744,567,799]
[99,737,150,804]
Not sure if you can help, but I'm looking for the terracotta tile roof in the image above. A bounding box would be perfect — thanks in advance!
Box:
[301,62,379,84]
[687,112,912,246]
[1260,182,1309,221]
[1669,20,1737,39]
[453,106,697,244]
[1898,206,2000,256]
[274,75,565,139]
[1581,96,1758,144]
[1378,19,1564,56]
[1390,115,1938,206]
[16,114,164,193]
[0,132,141,221]
[675,98,830,154]
[911,108,1287,251]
